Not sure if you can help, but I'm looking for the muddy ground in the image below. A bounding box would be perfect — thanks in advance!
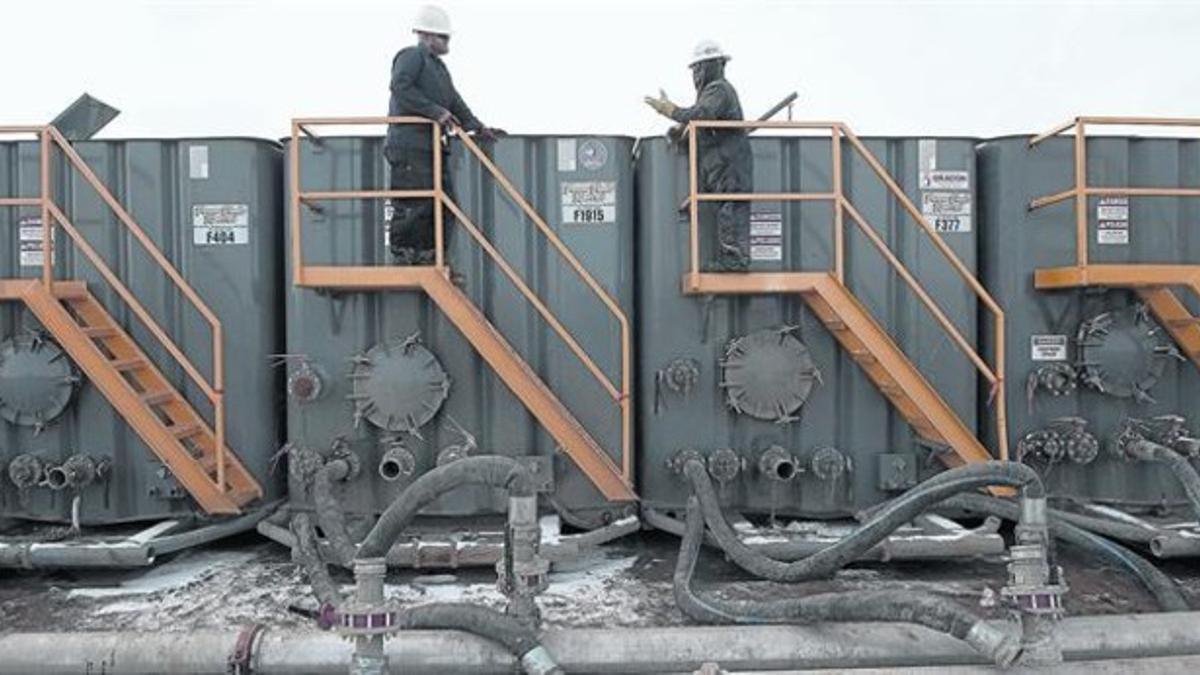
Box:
[3,524,1198,633]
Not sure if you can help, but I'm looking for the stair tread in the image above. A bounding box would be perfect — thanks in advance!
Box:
[81,325,119,338]
[167,422,204,439]
[110,356,146,371]
[140,389,176,406]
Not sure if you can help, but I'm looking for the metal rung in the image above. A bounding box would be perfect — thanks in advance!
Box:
[168,423,202,439]
[82,326,118,339]
[110,357,146,372]
[849,349,876,363]
[140,390,175,406]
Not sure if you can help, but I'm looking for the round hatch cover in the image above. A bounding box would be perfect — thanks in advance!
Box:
[1076,305,1176,402]
[720,328,818,423]
[350,337,450,433]
[0,333,78,430]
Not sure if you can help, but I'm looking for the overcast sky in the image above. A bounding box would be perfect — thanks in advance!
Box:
[3,0,1199,140]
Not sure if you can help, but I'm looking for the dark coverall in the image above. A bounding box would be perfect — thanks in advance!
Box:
[669,60,753,271]
[384,42,484,259]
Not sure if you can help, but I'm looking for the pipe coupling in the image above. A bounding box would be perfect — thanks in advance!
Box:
[965,621,1020,668]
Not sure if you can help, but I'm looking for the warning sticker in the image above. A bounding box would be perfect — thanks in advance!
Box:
[561,181,616,224]
[750,210,783,261]
[919,170,970,191]
[922,191,972,233]
[18,216,53,267]
[193,203,249,245]
[1097,196,1129,245]
[1031,335,1068,362]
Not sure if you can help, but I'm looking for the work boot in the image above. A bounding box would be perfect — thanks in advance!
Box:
[717,244,750,272]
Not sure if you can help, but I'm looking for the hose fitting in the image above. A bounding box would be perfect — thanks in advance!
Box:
[965,621,1021,669]
[43,455,107,491]
[758,445,797,482]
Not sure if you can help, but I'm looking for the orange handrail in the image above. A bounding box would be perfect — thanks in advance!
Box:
[289,117,633,481]
[0,125,228,490]
[1029,116,1200,269]
[684,119,1009,461]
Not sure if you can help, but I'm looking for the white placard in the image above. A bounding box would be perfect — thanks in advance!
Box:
[1031,335,1068,362]
[561,181,616,224]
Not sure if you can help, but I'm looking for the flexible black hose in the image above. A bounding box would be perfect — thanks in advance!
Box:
[291,515,562,673]
[1140,442,1200,523]
[311,459,358,566]
[358,456,535,560]
[672,497,1020,668]
[1043,506,1158,544]
[684,460,1042,582]
[940,493,1188,612]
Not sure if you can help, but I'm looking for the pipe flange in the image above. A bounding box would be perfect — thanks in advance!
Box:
[329,444,362,481]
[668,449,706,474]
[663,357,701,395]
[707,448,743,484]
[7,454,44,490]
[758,445,797,482]
[1075,305,1173,401]
[378,441,416,482]
[807,446,847,481]
[287,360,325,404]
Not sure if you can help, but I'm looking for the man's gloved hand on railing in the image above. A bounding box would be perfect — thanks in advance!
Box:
[436,109,462,129]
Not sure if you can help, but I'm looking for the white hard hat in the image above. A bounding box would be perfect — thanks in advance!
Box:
[412,4,452,36]
[688,39,731,67]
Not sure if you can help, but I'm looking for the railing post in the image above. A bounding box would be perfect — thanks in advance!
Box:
[688,123,700,281]
[40,128,52,288]
[1074,121,1088,268]
[433,121,444,270]
[214,323,225,491]
[831,125,844,283]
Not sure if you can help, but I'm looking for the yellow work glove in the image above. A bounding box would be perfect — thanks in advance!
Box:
[643,88,679,118]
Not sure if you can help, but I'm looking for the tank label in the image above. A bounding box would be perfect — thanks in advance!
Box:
[188,145,209,180]
[750,210,783,261]
[557,139,577,172]
[922,192,972,233]
[561,181,616,224]
[1031,335,1068,362]
[192,204,249,245]
[1097,196,1129,245]
[18,216,54,267]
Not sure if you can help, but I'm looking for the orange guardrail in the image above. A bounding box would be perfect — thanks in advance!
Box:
[683,119,1009,461]
[1029,116,1200,268]
[289,117,633,482]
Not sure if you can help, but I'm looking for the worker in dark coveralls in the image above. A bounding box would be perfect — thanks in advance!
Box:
[385,4,502,264]
[645,40,752,271]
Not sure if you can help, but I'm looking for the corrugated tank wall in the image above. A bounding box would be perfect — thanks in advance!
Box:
[284,135,634,519]
[636,135,981,517]
[978,135,1200,508]
[0,138,284,524]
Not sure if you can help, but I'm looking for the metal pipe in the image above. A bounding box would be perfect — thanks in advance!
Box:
[756,92,799,122]
[5,612,1200,674]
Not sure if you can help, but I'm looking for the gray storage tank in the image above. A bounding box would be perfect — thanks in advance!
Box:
[284,135,634,521]
[0,137,284,524]
[978,134,1200,508]
[636,135,982,517]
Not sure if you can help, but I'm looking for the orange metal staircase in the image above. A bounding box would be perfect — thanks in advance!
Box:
[0,124,258,515]
[289,118,635,502]
[5,280,260,513]
[678,121,1009,472]
[683,273,993,468]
